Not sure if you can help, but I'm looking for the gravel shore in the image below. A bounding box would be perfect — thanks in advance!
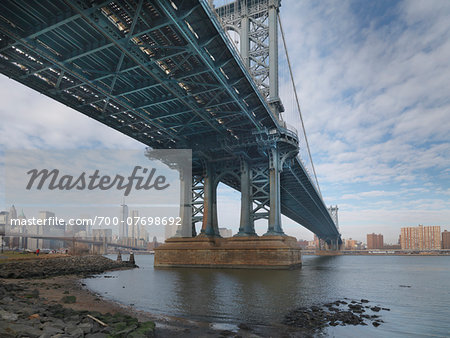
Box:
[0,255,273,337]
[1,254,384,337]
[0,255,155,337]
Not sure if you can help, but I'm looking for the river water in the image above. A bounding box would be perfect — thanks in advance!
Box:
[84,254,450,337]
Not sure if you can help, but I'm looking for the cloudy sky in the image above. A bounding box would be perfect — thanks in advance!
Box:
[1,0,449,243]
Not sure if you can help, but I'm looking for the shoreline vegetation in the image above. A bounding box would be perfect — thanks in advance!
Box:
[0,253,390,337]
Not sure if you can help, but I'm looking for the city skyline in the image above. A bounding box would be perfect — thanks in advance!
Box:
[1,0,449,243]
[1,202,448,246]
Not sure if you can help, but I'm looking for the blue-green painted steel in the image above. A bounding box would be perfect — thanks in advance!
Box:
[0,0,340,243]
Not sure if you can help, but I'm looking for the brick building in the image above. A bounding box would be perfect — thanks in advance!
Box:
[367,233,384,249]
[400,225,441,250]
[442,230,450,249]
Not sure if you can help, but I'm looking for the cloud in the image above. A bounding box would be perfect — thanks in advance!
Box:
[279,0,450,240]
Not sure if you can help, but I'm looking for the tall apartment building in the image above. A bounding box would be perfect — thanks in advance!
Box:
[400,225,441,250]
[442,230,450,249]
[367,233,384,249]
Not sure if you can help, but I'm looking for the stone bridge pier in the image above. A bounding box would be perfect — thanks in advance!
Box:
[155,141,303,269]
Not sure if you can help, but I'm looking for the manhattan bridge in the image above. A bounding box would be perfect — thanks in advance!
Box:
[0,0,341,249]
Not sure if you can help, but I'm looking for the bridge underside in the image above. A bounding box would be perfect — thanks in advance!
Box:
[0,0,340,244]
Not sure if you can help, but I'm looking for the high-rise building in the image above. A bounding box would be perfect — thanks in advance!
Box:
[119,202,128,239]
[129,210,140,244]
[442,230,450,249]
[38,211,56,249]
[9,205,17,222]
[401,225,441,250]
[367,233,384,249]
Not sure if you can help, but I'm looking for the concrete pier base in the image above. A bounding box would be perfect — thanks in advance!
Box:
[154,235,301,269]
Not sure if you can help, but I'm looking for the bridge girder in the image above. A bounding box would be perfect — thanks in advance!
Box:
[0,0,339,241]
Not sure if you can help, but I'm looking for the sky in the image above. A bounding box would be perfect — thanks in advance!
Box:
[1,0,449,243]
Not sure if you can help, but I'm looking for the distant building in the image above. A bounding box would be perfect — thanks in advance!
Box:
[297,239,308,249]
[314,234,320,248]
[344,238,359,250]
[119,202,128,239]
[219,228,233,237]
[401,225,441,250]
[147,236,160,250]
[9,205,17,222]
[367,233,384,249]
[442,230,450,249]
[129,210,140,244]
[0,211,8,236]
[305,240,314,249]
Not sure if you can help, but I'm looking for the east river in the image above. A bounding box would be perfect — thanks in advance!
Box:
[84,254,450,337]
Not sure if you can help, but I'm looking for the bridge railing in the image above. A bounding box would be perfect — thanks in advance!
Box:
[279,120,299,138]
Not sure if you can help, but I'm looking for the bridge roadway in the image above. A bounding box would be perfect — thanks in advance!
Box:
[0,0,340,243]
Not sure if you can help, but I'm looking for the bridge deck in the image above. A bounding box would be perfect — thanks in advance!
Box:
[0,0,339,240]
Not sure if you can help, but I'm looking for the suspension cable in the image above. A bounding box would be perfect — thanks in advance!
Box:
[278,13,322,197]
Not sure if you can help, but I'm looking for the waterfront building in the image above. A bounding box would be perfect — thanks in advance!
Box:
[219,227,233,237]
[344,238,359,250]
[297,239,308,249]
[314,234,320,248]
[400,225,441,250]
[367,233,384,249]
[306,240,316,249]
[442,230,450,249]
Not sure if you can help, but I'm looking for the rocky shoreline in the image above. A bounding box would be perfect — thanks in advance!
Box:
[0,279,155,337]
[0,254,391,337]
[0,254,155,337]
[0,255,136,279]
[283,298,389,331]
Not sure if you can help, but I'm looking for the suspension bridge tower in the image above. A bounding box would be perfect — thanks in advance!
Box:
[155,0,304,268]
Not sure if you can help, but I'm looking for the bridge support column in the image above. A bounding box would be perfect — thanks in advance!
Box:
[200,163,220,237]
[102,237,107,255]
[240,6,250,68]
[265,147,284,236]
[176,167,193,237]
[268,0,282,116]
[236,159,256,236]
